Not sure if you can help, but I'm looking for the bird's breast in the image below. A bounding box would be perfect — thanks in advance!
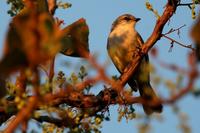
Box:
[107,26,139,72]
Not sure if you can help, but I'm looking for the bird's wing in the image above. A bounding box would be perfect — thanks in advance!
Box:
[136,32,149,61]
[136,32,144,46]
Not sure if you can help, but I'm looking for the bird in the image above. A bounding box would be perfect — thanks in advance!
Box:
[107,14,163,115]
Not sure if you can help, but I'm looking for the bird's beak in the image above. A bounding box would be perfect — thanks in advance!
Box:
[135,18,141,22]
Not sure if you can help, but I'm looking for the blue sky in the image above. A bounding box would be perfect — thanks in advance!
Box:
[0,0,200,133]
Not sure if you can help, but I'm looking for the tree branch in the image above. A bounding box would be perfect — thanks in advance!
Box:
[162,34,195,51]
[163,24,186,35]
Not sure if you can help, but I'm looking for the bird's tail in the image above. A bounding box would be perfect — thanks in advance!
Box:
[138,83,163,115]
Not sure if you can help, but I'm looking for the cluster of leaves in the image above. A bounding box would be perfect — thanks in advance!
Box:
[54,65,92,94]
[57,1,72,9]
[2,65,104,132]
[39,112,104,133]
[145,1,160,19]
[33,93,109,133]
[191,0,200,19]
[3,63,105,132]
[6,0,24,16]
[117,105,136,122]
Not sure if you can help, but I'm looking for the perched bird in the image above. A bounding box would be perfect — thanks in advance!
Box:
[107,14,162,115]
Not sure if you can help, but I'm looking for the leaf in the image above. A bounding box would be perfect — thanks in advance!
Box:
[60,18,90,58]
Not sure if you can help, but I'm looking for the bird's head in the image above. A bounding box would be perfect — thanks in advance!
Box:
[111,14,140,32]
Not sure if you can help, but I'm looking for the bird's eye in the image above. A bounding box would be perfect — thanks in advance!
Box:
[123,17,131,21]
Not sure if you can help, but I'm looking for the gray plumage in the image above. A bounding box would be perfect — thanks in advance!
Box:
[107,14,162,115]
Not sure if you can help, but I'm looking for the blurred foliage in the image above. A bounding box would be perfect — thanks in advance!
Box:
[191,0,200,19]
[6,0,24,16]
[145,1,160,19]
[6,0,72,16]
[117,105,136,122]
[38,105,105,133]
[138,123,151,133]
[57,1,72,9]
[191,14,200,61]
[192,88,200,97]
[178,112,191,133]
[1,10,60,68]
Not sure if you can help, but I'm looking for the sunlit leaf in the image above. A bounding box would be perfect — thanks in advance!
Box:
[60,18,90,57]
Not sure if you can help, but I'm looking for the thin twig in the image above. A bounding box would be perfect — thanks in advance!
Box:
[163,24,186,35]
[177,2,193,9]
[162,34,195,51]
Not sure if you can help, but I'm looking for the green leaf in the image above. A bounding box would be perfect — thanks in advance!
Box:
[60,18,90,57]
